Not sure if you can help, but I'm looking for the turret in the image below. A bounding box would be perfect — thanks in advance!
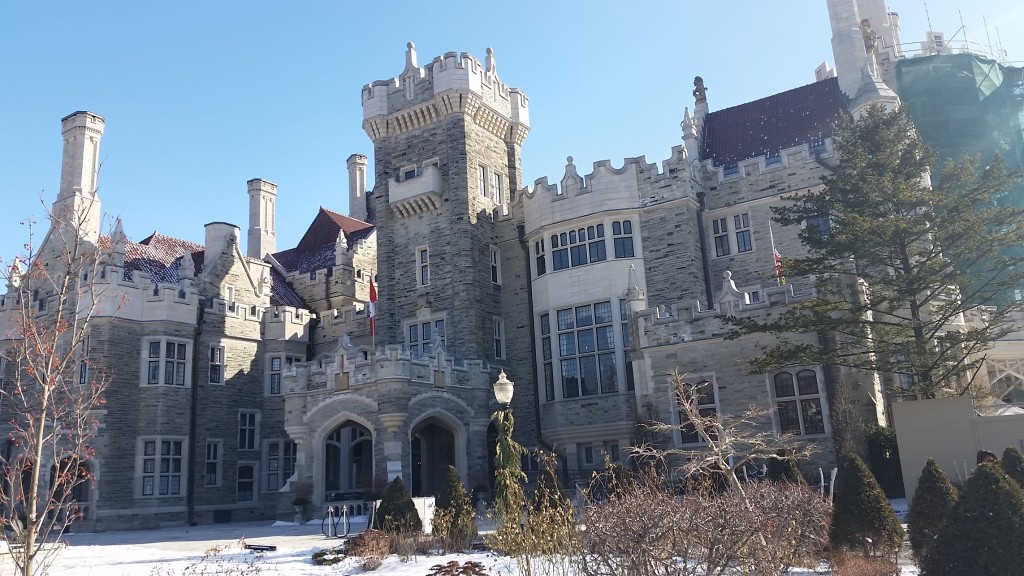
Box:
[247,178,277,259]
[53,111,105,243]
[827,0,900,114]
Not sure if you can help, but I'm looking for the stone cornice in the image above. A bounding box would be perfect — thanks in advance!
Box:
[363,90,528,144]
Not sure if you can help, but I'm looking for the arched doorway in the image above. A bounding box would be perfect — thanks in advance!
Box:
[325,421,373,497]
[410,418,456,497]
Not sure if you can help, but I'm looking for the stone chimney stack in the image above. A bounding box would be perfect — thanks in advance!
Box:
[347,154,369,222]
[54,111,105,243]
[247,178,277,259]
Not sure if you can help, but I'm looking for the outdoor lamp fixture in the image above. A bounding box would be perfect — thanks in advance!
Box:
[493,370,514,409]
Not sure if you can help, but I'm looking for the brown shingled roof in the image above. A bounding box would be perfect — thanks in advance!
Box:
[273,208,374,274]
[296,208,374,251]
[700,76,848,167]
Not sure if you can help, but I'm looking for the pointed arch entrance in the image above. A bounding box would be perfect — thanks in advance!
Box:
[410,415,460,497]
[324,421,373,496]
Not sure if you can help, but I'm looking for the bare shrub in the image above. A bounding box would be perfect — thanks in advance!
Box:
[734,481,831,574]
[831,553,899,576]
[148,543,264,576]
[348,529,393,571]
[427,560,490,575]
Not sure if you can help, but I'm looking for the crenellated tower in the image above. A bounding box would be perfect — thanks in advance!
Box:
[361,42,530,362]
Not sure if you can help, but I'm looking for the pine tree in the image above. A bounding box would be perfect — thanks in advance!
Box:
[908,458,958,564]
[1002,446,1024,488]
[372,477,422,532]
[922,463,1024,576]
[830,453,904,555]
[765,449,807,485]
[431,466,476,548]
[729,105,1024,399]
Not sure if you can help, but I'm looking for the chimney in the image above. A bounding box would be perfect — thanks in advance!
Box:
[347,154,368,222]
[54,111,105,243]
[247,178,278,259]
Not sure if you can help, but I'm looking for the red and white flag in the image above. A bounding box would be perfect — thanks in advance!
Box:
[769,222,786,286]
[368,277,377,336]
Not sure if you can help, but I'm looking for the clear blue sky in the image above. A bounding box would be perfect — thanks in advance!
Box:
[2,1,1022,263]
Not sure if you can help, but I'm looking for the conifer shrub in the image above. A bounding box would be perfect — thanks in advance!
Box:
[830,453,904,556]
[431,465,477,551]
[765,449,807,485]
[371,477,422,533]
[865,424,905,498]
[907,458,958,565]
[922,462,1024,576]
[1002,446,1024,488]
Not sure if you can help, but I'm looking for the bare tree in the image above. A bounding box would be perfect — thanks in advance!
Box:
[0,202,112,576]
[633,371,816,498]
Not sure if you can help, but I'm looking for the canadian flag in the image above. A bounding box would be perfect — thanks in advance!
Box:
[773,248,787,286]
[368,277,377,336]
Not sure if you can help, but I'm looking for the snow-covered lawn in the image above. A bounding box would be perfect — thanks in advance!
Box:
[0,517,919,576]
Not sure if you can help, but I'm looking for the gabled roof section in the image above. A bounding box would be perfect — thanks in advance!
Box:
[269,269,305,308]
[297,208,374,251]
[273,207,374,274]
[124,232,205,284]
[700,76,848,167]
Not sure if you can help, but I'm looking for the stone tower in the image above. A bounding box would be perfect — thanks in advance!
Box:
[53,111,105,244]
[826,0,901,115]
[361,43,530,361]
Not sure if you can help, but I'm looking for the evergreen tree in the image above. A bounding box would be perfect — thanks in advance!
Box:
[431,466,477,547]
[372,477,422,532]
[922,463,1024,576]
[729,105,1024,399]
[830,453,904,555]
[1002,446,1024,488]
[908,458,958,564]
[765,449,807,485]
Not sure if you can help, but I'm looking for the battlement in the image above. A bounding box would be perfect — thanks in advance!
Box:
[283,341,492,395]
[361,43,529,141]
[636,271,815,350]
[518,149,697,233]
[264,305,314,342]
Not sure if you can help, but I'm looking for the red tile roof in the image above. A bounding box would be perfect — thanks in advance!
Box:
[101,231,306,308]
[700,76,848,166]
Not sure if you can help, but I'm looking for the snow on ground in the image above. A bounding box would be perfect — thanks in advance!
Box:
[0,518,919,576]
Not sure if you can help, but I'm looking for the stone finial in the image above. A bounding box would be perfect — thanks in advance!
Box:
[723,270,737,293]
[109,217,127,267]
[681,107,697,140]
[404,41,418,72]
[485,47,497,77]
[561,156,582,194]
[6,257,23,290]
[693,76,707,103]
[179,250,195,279]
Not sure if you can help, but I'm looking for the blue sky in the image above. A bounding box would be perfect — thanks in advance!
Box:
[2,1,1022,263]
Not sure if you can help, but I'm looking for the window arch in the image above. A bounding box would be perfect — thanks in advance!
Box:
[771,369,826,435]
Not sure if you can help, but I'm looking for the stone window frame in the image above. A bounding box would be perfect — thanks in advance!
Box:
[490,245,502,285]
[266,353,301,396]
[734,212,753,253]
[141,337,192,388]
[555,301,619,399]
[477,165,488,198]
[208,344,225,385]
[493,317,506,360]
[136,436,186,498]
[406,317,447,358]
[768,367,828,437]
[262,439,297,493]
[236,461,257,502]
[490,170,503,204]
[416,245,430,287]
[238,410,260,451]
[673,374,720,446]
[712,217,731,257]
[534,238,546,278]
[204,440,222,487]
[611,220,634,259]
[549,223,608,272]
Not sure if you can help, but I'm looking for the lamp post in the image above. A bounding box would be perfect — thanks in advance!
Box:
[492,370,525,533]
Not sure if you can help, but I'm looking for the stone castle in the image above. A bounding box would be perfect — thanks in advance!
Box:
[0,0,986,530]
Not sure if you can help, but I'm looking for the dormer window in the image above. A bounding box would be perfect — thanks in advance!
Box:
[723,163,740,178]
